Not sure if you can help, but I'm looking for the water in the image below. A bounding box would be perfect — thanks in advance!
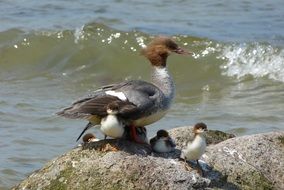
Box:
[0,0,284,189]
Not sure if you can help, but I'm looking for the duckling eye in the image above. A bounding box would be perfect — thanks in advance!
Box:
[198,128,204,132]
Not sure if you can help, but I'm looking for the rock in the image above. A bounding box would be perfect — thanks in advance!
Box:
[12,140,210,190]
[12,126,284,190]
[203,131,284,190]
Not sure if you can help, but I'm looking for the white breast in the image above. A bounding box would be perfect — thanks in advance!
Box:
[183,135,206,161]
[100,115,124,138]
[133,110,168,126]
[153,138,172,153]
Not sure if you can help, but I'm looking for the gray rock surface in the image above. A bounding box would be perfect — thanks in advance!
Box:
[13,126,284,190]
[203,131,284,190]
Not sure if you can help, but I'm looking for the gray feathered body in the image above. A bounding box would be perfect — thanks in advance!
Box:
[57,66,175,127]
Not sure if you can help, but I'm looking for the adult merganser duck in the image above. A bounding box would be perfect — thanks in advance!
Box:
[57,36,189,143]
[181,122,208,176]
[150,129,176,153]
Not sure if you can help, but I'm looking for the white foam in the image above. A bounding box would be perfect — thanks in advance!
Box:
[74,25,85,44]
[219,43,284,82]
[136,36,146,48]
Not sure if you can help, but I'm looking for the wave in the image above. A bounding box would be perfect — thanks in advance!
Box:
[0,22,283,83]
[219,43,284,82]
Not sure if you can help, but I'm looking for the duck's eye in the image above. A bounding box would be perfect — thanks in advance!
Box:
[159,52,168,58]
[167,41,178,50]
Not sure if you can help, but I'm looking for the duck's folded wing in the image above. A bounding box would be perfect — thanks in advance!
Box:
[113,80,161,110]
[95,80,161,119]
[57,80,161,120]
[56,95,136,118]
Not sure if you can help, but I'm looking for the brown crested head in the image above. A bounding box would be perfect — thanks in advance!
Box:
[193,122,208,134]
[141,36,189,67]
[157,129,169,138]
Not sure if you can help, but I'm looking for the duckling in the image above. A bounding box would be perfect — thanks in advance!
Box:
[150,129,176,153]
[181,122,208,176]
[82,133,100,143]
[76,102,125,141]
[100,102,125,139]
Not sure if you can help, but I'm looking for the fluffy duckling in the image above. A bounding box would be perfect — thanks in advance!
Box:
[100,102,125,139]
[181,123,208,175]
[76,102,125,141]
[150,129,176,153]
[82,133,100,143]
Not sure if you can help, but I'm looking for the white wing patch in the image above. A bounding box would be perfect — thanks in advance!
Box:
[105,90,127,101]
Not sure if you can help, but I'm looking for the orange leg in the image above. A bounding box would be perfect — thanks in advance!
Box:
[129,125,144,143]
